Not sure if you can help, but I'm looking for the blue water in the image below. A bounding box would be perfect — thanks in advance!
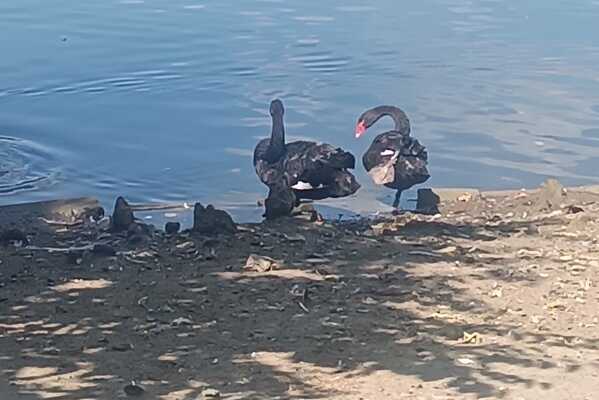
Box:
[1,0,599,220]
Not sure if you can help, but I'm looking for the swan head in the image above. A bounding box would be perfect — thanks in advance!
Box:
[356,105,408,138]
[355,108,379,138]
[270,99,285,116]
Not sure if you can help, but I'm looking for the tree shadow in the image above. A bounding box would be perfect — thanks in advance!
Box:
[1,211,597,399]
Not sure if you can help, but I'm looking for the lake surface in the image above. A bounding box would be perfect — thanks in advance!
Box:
[2,0,599,221]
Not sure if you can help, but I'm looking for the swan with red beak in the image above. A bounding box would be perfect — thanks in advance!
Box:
[355,105,430,209]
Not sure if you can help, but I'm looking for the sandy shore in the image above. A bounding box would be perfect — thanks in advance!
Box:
[1,180,599,399]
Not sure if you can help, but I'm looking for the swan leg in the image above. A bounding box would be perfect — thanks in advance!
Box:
[392,190,402,209]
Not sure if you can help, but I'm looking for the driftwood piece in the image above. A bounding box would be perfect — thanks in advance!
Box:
[0,197,102,228]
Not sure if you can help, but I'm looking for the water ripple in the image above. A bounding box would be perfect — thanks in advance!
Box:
[335,6,376,12]
[0,136,61,196]
[293,16,335,23]
[2,69,185,98]
[289,52,351,73]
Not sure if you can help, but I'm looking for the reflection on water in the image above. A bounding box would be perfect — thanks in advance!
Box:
[1,0,599,220]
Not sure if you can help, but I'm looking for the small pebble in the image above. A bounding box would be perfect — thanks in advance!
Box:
[526,224,540,235]
[165,222,181,235]
[124,382,144,397]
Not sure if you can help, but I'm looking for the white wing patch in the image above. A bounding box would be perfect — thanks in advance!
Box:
[380,149,396,156]
[292,181,325,190]
[292,181,314,190]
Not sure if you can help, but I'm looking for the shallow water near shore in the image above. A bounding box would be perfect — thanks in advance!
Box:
[1,0,599,221]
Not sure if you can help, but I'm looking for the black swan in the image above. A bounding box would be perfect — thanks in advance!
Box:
[254,99,360,218]
[355,105,429,209]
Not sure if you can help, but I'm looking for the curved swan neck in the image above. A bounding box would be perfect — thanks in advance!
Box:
[372,106,410,134]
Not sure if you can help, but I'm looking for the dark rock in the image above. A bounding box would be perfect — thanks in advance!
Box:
[0,228,29,246]
[92,244,116,257]
[111,197,134,231]
[165,222,180,235]
[416,188,440,214]
[567,205,584,214]
[111,343,133,352]
[123,382,145,397]
[192,203,236,234]
[264,183,296,220]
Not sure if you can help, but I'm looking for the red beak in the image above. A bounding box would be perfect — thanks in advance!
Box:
[355,120,366,138]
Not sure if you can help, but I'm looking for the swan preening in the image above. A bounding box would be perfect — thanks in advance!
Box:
[253,100,429,217]
[355,105,430,209]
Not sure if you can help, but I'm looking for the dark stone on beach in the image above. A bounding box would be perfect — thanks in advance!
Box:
[0,228,29,246]
[111,197,134,231]
[264,183,296,220]
[193,203,236,234]
[165,222,180,235]
[92,243,116,257]
[416,188,440,214]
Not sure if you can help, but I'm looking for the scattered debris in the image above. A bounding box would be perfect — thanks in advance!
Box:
[244,254,280,272]
[567,205,584,214]
[462,331,483,344]
[201,388,221,399]
[171,317,193,327]
[2,179,599,399]
[297,301,310,313]
[293,203,321,222]
[457,192,474,202]
[408,250,443,258]
[38,217,83,227]
[283,233,306,243]
[456,357,475,366]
